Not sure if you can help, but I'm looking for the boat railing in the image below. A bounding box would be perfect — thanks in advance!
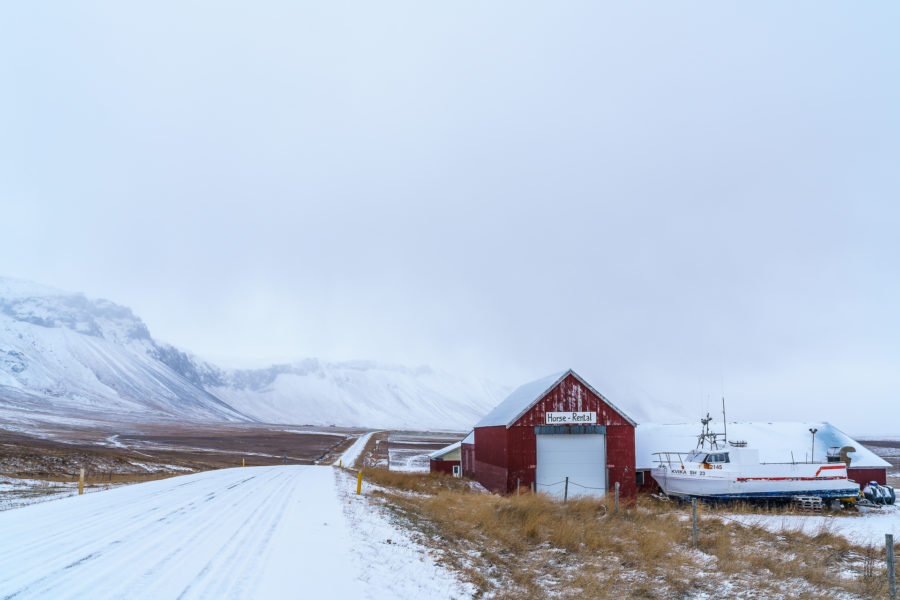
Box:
[651,453,844,468]
[652,452,687,468]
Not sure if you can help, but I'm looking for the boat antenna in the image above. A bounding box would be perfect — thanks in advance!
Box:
[722,396,727,444]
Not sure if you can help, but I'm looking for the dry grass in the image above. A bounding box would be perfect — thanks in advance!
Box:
[360,471,890,599]
[359,466,474,494]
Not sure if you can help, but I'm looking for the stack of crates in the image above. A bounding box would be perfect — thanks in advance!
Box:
[791,495,824,512]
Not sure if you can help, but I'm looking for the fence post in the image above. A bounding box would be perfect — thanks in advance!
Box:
[691,498,698,546]
[615,482,620,513]
[356,471,363,495]
[78,467,84,495]
[564,477,569,504]
[531,481,535,493]
[888,533,897,600]
[517,478,520,496]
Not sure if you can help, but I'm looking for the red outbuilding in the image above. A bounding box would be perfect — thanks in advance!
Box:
[429,441,462,476]
[473,369,637,501]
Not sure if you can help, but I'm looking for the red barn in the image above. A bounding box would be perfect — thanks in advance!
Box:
[473,369,637,500]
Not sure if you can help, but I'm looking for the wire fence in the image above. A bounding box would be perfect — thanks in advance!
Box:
[533,479,604,491]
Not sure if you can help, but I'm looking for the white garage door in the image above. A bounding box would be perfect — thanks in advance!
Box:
[535,434,606,499]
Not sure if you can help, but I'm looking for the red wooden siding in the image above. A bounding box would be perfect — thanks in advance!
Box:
[461,443,475,478]
[848,467,887,486]
[430,459,460,475]
[637,470,661,494]
[474,426,509,493]
[474,373,636,500]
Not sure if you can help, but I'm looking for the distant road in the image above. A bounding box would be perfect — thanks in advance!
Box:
[2,467,368,599]
[338,431,377,468]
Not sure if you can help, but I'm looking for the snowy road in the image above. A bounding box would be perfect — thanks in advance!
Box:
[1,466,470,599]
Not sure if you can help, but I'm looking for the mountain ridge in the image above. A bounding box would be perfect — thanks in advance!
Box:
[0,277,507,430]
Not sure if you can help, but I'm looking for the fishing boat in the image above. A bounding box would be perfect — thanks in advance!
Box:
[651,413,860,501]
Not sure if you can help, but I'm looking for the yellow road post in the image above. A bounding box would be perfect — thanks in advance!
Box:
[356,472,362,494]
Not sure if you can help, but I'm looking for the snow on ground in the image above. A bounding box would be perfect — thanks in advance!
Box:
[0,465,470,599]
[720,504,900,546]
[388,447,431,472]
[339,431,376,468]
[0,477,126,512]
[337,469,473,598]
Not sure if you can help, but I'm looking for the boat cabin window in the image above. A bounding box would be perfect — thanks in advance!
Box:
[705,453,730,464]
[686,450,706,463]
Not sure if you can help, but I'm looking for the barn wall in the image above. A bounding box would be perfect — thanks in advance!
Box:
[848,468,887,486]
[461,443,475,478]
[606,424,636,500]
[506,426,537,492]
[430,459,460,475]
[637,470,661,494]
[474,426,508,493]
[506,374,637,499]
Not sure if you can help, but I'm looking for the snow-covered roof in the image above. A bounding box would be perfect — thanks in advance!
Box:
[635,421,890,470]
[429,441,461,460]
[474,369,637,428]
[461,430,474,445]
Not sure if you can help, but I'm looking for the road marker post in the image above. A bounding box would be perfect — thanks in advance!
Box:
[339,459,342,468]
[356,472,363,495]
[615,481,620,513]
[691,498,699,546]
[887,533,897,600]
[78,467,84,495]
[242,458,245,467]
[563,477,569,504]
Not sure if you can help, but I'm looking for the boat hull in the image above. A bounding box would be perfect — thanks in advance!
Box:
[651,463,859,501]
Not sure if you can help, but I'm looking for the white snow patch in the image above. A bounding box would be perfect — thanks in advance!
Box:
[337,469,473,599]
[718,504,900,546]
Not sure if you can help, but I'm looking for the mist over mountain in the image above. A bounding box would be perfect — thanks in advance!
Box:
[0,277,507,430]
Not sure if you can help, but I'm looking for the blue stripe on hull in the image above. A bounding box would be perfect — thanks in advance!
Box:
[672,488,859,500]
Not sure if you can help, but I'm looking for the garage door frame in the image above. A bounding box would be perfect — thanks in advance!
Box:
[534,425,608,498]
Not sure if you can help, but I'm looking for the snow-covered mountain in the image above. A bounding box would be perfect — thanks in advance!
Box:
[0,277,506,430]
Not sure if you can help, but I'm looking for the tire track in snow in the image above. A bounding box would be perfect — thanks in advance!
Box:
[0,467,366,599]
[58,469,290,598]
[2,473,258,597]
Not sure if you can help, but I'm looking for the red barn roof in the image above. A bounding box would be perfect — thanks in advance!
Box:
[475,369,637,428]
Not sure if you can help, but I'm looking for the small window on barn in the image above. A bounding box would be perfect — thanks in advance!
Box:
[636,471,645,486]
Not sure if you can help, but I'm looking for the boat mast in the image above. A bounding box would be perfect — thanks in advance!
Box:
[722,396,727,444]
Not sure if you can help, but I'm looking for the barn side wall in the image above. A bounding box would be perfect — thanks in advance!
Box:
[474,425,508,493]
[461,443,475,478]
[430,459,460,475]
[848,467,887,486]
[638,470,661,494]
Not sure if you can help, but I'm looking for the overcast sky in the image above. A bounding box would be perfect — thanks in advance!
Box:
[1,2,898,434]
